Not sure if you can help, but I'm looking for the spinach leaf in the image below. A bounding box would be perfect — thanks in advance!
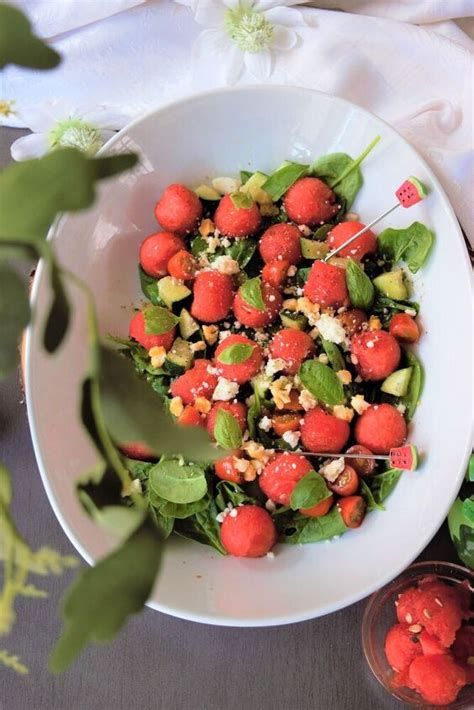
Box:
[297,267,311,285]
[314,224,332,241]
[321,339,345,372]
[230,192,253,209]
[150,507,174,539]
[139,266,161,305]
[149,460,208,504]
[217,342,254,365]
[143,304,179,335]
[346,259,374,309]
[49,520,162,673]
[360,479,384,512]
[190,236,208,257]
[215,481,257,510]
[239,276,265,312]
[281,506,348,544]
[299,360,344,405]
[0,263,30,377]
[290,471,331,511]
[149,488,211,519]
[246,398,260,439]
[401,349,423,420]
[366,469,403,506]
[124,458,155,481]
[226,238,257,268]
[214,409,243,450]
[262,162,308,201]
[174,498,226,554]
[377,222,434,273]
[372,294,419,327]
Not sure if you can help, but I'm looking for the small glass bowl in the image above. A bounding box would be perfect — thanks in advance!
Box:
[362,561,474,708]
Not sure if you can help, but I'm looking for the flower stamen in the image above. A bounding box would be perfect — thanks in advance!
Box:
[225,5,273,53]
[48,118,102,156]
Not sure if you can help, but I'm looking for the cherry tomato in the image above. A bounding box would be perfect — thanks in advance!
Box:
[300,494,334,518]
[272,414,300,437]
[338,495,366,528]
[167,249,198,281]
[344,445,376,477]
[337,308,368,337]
[328,464,359,496]
[389,313,420,343]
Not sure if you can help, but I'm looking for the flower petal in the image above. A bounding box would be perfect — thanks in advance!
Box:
[10,133,49,161]
[195,0,226,26]
[244,50,273,80]
[263,6,305,27]
[224,46,245,84]
[83,109,130,130]
[271,25,297,50]
[192,28,233,60]
[254,0,303,13]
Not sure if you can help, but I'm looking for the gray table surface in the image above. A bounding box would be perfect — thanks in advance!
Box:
[0,127,460,710]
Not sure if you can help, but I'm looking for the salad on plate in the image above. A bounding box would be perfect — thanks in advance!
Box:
[112,141,434,558]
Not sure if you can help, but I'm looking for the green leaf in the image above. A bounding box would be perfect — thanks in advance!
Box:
[262,162,308,201]
[321,339,345,372]
[0,263,30,378]
[0,463,13,506]
[149,491,210,519]
[143,305,179,335]
[98,347,218,462]
[149,507,174,539]
[190,236,208,257]
[43,262,70,353]
[0,3,61,69]
[346,259,374,309]
[240,171,253,185]
[230,192,254,209]
[49,520,161,673]
[462,498,474,525]
[215,481,257,511]
[377,222,434,273]
[149,460,208,504]
[0,149,138,242]
[468,455,474,483]
[217,342,254,365]
[138,266,160,305]
[299,360,344,406]
[281,506,348,544]
[290,471,331,511]
[401,349,423,420]
[225,238,257,268]
[366,469,403,507]
[214,409,243,450]
[238,276,265,312]
[360,479,384,512]
[174,498,226,554]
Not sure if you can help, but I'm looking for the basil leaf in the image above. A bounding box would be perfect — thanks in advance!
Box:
[174,498,226,554]
[366,469,403,506]
[299,360,344,405]
[321,339,345,372]
[0,3,61,70]
[139,266,160,305]
[149,460,208,504]
[401,349,423,420]
[262,162,308,201]
[360,479,384,512]
[225,238,257,267]
[239,276,265,312]
[290,471,331,511]
[49,520,162,673]
[215,481,257,511]
[282,506,348,544]
[143,305,179,335]
[0,263,30,377]
[214,409,242,450]
[377,222,434,273]
[218,342,254,365]
[346,259,374,309]
[230,192,254,209]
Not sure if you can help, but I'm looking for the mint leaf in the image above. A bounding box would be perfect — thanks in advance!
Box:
[143,305,179,335]
[290,471,331,511]
[217,342,254,365]
[214,409,242,450]
[377,222,434,273]
[0,263,30,377]
[0,4,60,69]
[346,259,374,309]
[299,360,344,406]
[149,460,208,504]
[49,521,162,673]
[262,162,308,201]
[239,276,265,312]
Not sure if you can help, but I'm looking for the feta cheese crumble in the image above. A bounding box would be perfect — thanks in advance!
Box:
[213,377,239,401]
[315,313,348,346]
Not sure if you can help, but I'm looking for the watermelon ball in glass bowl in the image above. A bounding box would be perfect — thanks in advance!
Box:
[362,561,474,708]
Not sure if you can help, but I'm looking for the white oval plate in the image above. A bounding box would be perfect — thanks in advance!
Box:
[26,86,473,626]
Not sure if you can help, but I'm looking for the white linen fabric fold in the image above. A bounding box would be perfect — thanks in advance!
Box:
[2,0,473,242]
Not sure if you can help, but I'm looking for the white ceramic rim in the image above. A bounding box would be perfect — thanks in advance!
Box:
[25,85,473,626]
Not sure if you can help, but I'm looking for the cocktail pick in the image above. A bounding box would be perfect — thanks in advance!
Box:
[276,445,419,472]
[324,177,428,261]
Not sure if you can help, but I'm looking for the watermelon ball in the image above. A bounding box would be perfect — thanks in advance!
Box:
[337,308,368,338]
[117,441,155,461]
[304,260,349,308]
[214,334,263,383]
[262,259,290,289]
[408,655,466,706]
[453,626,474,683]
[154,183,203,235]
[170,361,218,404]
[283,177,339,226]
[259,223,302,265]
[191,270,234,323]
[177,405,206,428]
[214,194,262,238]
[300,407,350,454]
[139,231,185,278]
[419,630,447,657]
[167,249,198,282]
[220,505,277,557]
[129,310,176,351]
[414,578,464,648]
[259,452,313,505]
[350,330,401,381]
[384,624,423,673]
[327,221,377,260]
[355,403,407,455]
[269,328,314,375]
[214,453,245,484]
[396,585,423,626]
[207,401,247,439]
[233,282,282,328]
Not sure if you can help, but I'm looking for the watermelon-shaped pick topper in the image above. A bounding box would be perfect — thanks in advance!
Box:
[396,177,428,208]
[389,445,419,471]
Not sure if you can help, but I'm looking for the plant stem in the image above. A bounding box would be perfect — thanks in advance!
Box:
[330,135,381,189]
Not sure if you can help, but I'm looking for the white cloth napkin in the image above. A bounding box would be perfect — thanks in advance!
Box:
[2,0,473,242]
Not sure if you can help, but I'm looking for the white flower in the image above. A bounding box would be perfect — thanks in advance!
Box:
[10,99,128,161]
[176,0,305,83]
